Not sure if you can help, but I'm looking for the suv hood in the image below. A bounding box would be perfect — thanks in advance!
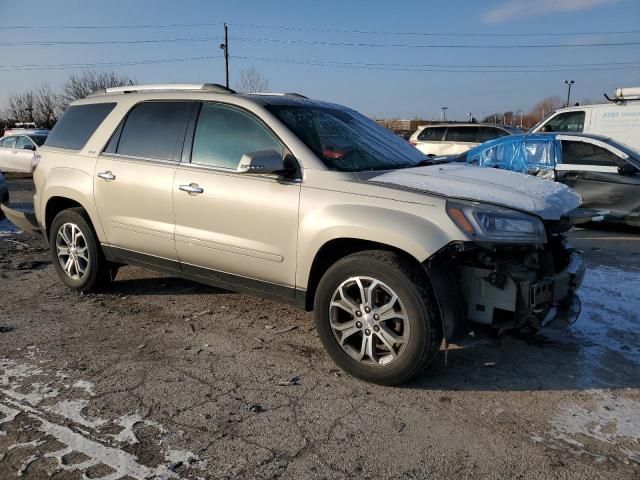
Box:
[369,164,581,220]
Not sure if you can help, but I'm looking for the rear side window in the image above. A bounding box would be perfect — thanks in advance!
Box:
[116,102,193,161]
[46,103,116,150]
[445,126,479,143]
[543,111,585,133]
[480,127,509,142]
[417,127,445,141]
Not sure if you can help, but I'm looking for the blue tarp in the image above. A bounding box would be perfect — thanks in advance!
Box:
[466,134,560,174]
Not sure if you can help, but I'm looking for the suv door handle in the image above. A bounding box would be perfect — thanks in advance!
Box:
[179,183,204,195]
[97,171,116,181]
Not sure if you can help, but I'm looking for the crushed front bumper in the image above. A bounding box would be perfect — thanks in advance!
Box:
[537,251,585,328]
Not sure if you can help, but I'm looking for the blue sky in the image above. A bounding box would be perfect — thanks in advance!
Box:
[1,0,639,120]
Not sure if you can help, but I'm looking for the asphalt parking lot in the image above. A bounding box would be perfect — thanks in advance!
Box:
[1,176,639,479]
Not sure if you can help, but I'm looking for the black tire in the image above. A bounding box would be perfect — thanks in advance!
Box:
[49,208,111,292]
[314,250,441,385]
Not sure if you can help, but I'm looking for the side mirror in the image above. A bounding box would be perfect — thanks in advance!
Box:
[22,144,36,151]
[618,163,639,176]
[237,149,286,174]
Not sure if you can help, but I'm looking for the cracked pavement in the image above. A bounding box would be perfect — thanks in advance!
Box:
[1,177,639,479]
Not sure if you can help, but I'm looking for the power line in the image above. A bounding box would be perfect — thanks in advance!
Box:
[0,20,638,37]
[233,36,640,49]
[232,55,640,73]
[230,23,640,38]
[2,54,640,73]
[0,36,219,47]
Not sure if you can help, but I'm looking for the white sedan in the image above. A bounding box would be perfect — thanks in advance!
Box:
[0,131,48,173]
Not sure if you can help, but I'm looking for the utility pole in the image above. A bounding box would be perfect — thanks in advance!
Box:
[564,80,575,107]
[440,106,448,122]
[467,112,473,122]
[220,23,230,88]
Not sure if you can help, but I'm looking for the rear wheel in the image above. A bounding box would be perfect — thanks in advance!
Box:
[314,250,441,385]
[50,208,112,292]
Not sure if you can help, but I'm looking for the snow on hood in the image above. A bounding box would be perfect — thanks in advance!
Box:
[370,164,581,220]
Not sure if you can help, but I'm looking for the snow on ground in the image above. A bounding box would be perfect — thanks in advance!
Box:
[550,265,640,371]
[0,355,205,479]
[546,265,640,463]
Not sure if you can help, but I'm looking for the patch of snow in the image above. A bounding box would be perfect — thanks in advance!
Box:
[550,266,640,369]
[72,379,95,396]
[370,164,581,219]
[17,454,38,477]
[44,399,107,429]
[0,402,21,436]
[113,414,143,444]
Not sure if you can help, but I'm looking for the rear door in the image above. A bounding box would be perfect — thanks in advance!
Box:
[173,102,300,294]
[11,136,36,173]
[556,138,640,219]
[94,101,195,263]
[441,126,480,155]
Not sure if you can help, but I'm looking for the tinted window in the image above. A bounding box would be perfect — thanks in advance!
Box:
[116,102,193,161]
[15,136,33,149]
[480,127,510,142]
[0,137,16,149]
[29,135,47,146]
[561,140,624,167]
[543,111,585,133]
[46,103,116,150]
[417,127,445,142]
[191,103,281,169]
[445,126,479,143]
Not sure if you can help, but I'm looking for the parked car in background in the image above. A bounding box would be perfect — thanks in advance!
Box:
[464,133,640,226]
[530,87,640,151]
[409,123,520,156]
[2,84,585,385]
[0,130,49,173]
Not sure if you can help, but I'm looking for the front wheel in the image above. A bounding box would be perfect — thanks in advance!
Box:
[314,250,441,385]
[50,208,112,292]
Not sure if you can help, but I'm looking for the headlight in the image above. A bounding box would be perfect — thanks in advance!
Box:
[446,200,546,244]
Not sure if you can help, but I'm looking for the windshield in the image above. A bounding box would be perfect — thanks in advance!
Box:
[267,105,426,172]
[28,135,47,146]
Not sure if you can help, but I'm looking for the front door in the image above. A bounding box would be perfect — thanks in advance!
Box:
[93,101,195,262]
[173,102,300,295]
[556,138,640,220]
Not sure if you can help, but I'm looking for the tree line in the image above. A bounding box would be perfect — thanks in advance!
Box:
[1,70,136,131]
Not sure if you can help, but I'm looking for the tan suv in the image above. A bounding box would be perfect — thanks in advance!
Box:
[1,84,586,385]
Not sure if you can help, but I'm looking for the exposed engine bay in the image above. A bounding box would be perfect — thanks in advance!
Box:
[427,225,586,340]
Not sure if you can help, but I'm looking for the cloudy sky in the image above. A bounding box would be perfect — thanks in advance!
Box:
[0,0,638,119]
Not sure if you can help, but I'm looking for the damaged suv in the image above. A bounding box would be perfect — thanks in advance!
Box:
[1,84,586,385]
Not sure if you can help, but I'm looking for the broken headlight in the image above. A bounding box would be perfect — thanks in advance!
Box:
[446,200,546,244]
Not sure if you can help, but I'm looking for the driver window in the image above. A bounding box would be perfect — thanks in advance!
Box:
[191,103,282,169]
[15,136,33,149]
[544,111,585,132]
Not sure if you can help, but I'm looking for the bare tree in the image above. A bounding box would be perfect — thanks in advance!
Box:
[3,91,36,124]
[236,67,271,93]
[34,85,60,128]
[59,70,135,109]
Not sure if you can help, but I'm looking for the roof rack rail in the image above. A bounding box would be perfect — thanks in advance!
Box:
[603,86,640,103]
[246,92,308,99]
[92,83,236,95]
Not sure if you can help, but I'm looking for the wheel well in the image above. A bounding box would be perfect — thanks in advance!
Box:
[45,197,85,237]
[304,238,423,311]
